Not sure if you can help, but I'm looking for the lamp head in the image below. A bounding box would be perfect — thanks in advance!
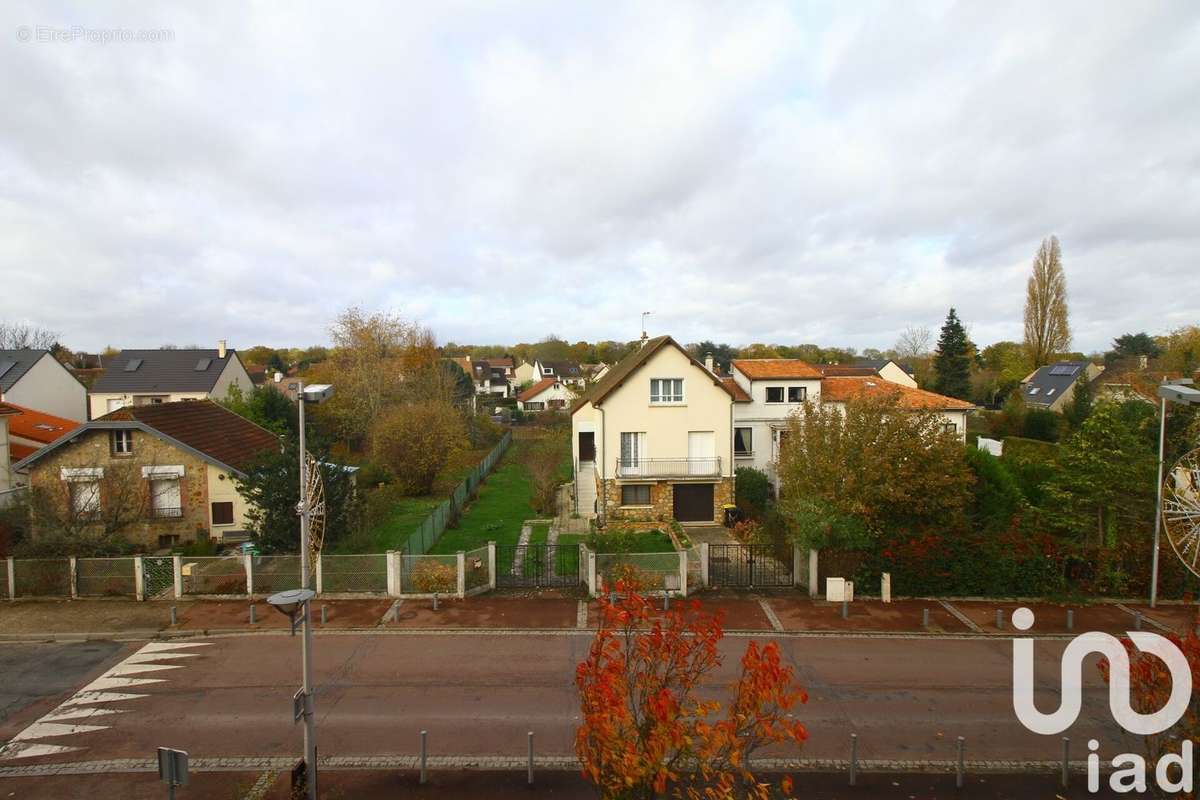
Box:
[266,588,315,617]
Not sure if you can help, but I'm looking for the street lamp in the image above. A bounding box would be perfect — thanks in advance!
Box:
[271,375,335,799]
[1150,379,1200,608]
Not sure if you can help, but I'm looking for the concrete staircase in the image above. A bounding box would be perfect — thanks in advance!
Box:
[575,461,598,519]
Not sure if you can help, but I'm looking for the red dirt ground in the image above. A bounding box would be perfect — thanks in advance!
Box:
[950,601,1142,635]
[390,596,580,628]
[587,595,774,630]
[767,598,971,633]
[174,599,394,630]
[1122,602,1199,635]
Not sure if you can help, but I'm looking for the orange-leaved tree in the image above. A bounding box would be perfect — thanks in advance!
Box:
[1099,625,1199,799]
[575,583,808,799]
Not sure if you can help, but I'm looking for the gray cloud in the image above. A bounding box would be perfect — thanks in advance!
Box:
[0,0,1197,353]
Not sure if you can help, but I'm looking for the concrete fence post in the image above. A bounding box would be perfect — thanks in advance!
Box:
[7,556,15,599]
[315,555,324,595]
[69,557,78,599]
[678,550,688,598]
[244,553,254,597]
[456,551,466,599]
[587,550,597,598]
[134,557,145,602]
[172,555,183,599]
[488,541,497,590]
[700,542,710,587]
[792,545,802,589]
[808,549,819,598]
[386,551,398,596]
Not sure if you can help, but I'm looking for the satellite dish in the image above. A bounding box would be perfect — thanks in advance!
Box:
[1163,447,1200,580]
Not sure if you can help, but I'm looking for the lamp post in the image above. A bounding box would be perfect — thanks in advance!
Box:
[1150,379,1200,608]
[270,376,334,799]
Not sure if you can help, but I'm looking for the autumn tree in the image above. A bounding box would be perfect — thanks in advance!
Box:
[576,586,807,799]
[776,394,973,546]
[370,400,467,495]
[932,308,972,400]
[1023,236,1071,367]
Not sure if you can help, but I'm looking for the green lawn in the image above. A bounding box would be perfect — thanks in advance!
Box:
[427,446,537,554]
[589,528,676,553]
[334,496,440,553]
[528,522,551,545]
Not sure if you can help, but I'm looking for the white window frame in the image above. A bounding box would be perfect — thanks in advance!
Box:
[765,386,786,404]
[524,401,545,411]
[111,430,134,455]
[942,422,958,435]
[649,378,684,405]
[150,478,182,518]
[734,426,754,457]
[620,431,646,475]
[71,480,101,517]
[787,386,807,403]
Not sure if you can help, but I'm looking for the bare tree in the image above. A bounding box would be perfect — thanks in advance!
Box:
[1023,236,1072,367]
[894,325,933,360]
[26,459,151,551]
[0,321,59,350]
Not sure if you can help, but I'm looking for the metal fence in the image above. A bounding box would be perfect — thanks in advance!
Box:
[76,557,136,597]
[399,552,460,595]
[595,551,684,595]
[322,554,388,594]
[401,431,512,556]
[13,558,71,597]
[252,555,302,596]
[464,546,490,592]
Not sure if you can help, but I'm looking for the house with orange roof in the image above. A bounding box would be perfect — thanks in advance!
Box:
[517,377,575,412]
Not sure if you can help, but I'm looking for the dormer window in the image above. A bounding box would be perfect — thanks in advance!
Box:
[542,367,553,375]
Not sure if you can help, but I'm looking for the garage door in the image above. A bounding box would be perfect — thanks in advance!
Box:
[673,483,714,523]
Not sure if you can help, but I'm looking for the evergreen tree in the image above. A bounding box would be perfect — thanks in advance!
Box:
[932,308,971,400]
[1063,374,1094,429]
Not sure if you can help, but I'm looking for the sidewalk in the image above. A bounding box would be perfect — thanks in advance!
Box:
[1,595,1194,641]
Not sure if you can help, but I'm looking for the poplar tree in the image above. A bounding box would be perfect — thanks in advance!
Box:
[1023,236,1072,367]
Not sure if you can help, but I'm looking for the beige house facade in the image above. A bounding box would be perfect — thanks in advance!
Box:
[0,350,88,421]
[88,343,253,419]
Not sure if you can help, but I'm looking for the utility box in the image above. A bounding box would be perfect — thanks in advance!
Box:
[825,577,846,602]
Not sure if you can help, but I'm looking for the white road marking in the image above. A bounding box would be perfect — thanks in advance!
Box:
[14,722,108,741]
[106,662,183,677]
[62,691,148,706]
[81,676,166,692]
[39,707,124,723]
[0,743,81,759]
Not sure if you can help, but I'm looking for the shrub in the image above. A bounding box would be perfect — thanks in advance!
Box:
[600,562,652,593]
[734,467,771,519]
[964,448,1026,532]
[371,400,468,495]
[1022,409,1063,442]
[408,560,457,593]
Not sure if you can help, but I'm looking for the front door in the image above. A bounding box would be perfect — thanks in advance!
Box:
[673,483,714,523]
[579,432,596,462]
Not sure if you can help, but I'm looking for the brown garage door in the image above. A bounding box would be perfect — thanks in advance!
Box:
[673,483,714,523]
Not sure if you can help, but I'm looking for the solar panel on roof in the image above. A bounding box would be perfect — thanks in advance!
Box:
[1049,365,1080,376]
[195,358,212,371]
[124,358,143,372]
[0,361,14,381]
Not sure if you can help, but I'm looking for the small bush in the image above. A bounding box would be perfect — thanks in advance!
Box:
[965,448,1026,532]
[735,467,772,519]
[601,562,652,593]
[1022,409,1063,442]
[409,560,457,593]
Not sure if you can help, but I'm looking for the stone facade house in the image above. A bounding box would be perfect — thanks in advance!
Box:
[14,400,280,550]
[571,336,737,526]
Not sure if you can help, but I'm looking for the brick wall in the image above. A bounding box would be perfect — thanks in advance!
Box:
[27,428,212,550]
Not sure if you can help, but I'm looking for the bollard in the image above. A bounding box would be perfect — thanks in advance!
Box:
[420,730,428,784]
[320,605,328,625]
[249,603,257,624]
[1061,736,1070,788]
[995,609,1003,630]
[663,593,669,611]
[849,733,858,786]
[955,737,965,789]
[841,598,848,619]
[1067,609,1074,631]
[527,731,534,786]
[433,592,439,611]
[922,608,930,628]
[1134,612,1142,631]
[170,606,177,626]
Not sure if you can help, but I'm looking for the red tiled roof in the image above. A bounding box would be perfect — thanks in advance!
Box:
[518,377,559,402]
[720,377,752,402]
[2,403,79,444]
[100,399,281,471]
[815,365,878,377]
[0,402,19,416]
[732,359,823,380]
[820,377,975,411]
[9,442,37,460]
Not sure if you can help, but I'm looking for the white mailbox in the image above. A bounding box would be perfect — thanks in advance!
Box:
[825,577,846,602]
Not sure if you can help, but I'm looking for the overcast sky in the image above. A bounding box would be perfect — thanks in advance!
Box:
[1,2,1197,354]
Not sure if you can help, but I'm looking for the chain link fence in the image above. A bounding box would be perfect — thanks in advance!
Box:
[12,558,71,597]
[400,552,459,595]
[321,554,388,594]
[252,555,302,595]
[464,546,490,591]
[596,551,683,595]
[76,557,136,597]
[181,556,247,596]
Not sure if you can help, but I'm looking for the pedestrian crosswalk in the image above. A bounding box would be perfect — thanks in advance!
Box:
[0,641,208,761]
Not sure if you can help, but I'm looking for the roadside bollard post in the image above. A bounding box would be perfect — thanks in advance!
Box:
[527,731,534,786]
[995,609,1003,630]
[170,606,177,626]
[1067,609,1074,631]
[922,608,930,628]
[841,598,848,619]
[320,605,327,625]
[1134,612,1142,631]
[249,603,257,624]
[849,733,858,786]
[955,737,965,789]
[433,592,439,611]
[663,592,669,611]
[1061,736,1070,788]
[420,730,428,784]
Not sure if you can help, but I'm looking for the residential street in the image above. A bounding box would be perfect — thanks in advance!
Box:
[0,632,1142,770]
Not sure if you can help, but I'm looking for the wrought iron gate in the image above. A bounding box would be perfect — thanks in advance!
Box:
[708,544,792,588]
[143,556,175,599]
[496,545,580,588]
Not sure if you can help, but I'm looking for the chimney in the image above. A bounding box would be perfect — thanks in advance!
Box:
[704,352,714,373]
[1138,354,1148,371]
[218,339,227,359]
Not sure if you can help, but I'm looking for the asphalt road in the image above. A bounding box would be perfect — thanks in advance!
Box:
[0,631,1144,770]
[0,641,128,729]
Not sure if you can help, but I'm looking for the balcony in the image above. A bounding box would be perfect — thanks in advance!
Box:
[151,506,184,519]
[616,457,722,479]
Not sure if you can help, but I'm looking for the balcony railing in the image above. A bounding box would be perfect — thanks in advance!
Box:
[151,506,183,519]
[616,457,722,478]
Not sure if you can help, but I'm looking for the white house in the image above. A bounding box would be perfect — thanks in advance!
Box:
[88,341,253,419]
[0,402,16,495]
[517,378,575,411]
[0,349,88,421]
[453,356,514,398]
[516,359,586,390]
[571,336,735,525]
